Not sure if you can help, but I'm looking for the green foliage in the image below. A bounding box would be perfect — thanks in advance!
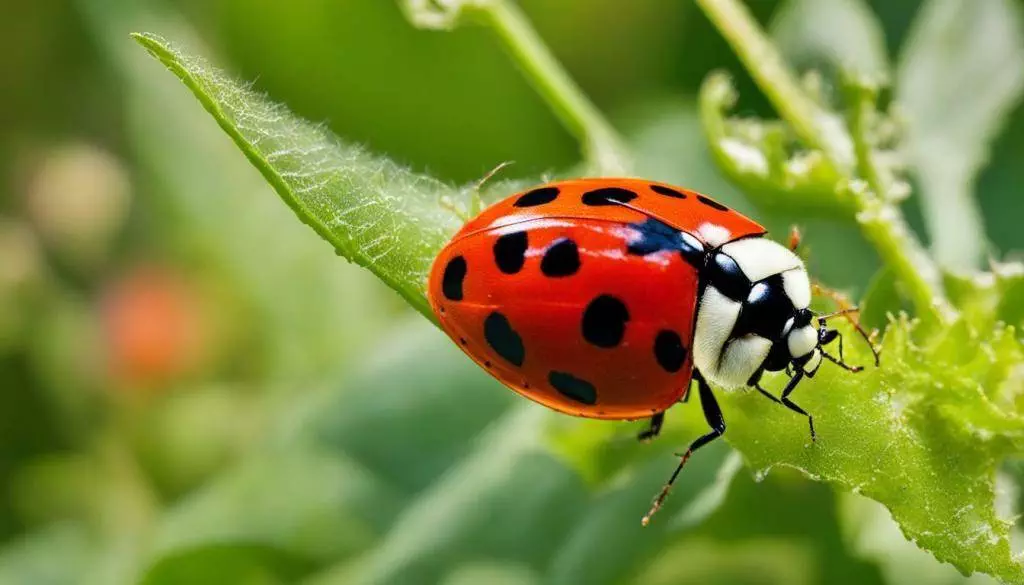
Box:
[696,0,1024,580]
[131,4,1024,579]
[128,321,743,585]
[9,0,1024,584]
[897,0,1024,270]
[133,31,461,322]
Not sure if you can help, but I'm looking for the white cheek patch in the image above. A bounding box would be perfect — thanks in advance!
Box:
[693,286,742,378]
[782,268,812,310]
[788,325,817,358]
[720,238,802,283]
[716,334,773,387]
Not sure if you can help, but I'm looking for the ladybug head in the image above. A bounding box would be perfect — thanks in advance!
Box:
[693,236,876,390]
[776,289,877,378]
[780,302,878,382]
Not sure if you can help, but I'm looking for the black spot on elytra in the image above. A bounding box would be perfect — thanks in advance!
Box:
[581,187,638,206]
[650,184,687,199]
[549,371,597,405]
[582,295,629,348]
[706,252,750,301]
[514,187,559,207]
[541,238,580,277]
[441,256,467,301]
[493,231,528,274]
[484,312,525,366]
[654,330,688,373]
[697,194,729,211]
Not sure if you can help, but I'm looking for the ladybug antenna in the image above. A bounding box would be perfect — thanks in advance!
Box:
[817,307,880,367]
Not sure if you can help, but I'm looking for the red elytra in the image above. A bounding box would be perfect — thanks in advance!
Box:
[426,177,764,419]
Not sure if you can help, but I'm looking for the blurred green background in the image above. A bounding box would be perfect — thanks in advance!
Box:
[1,0,1022,584]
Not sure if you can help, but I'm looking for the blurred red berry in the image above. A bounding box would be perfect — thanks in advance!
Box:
[100,266,205,389]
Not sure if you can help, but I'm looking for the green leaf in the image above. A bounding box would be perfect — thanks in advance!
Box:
[630,538,815,585]
[696,470,885,584]
[131,33,462,322]
[897,0,1024,270]
[860,267,903,332]
[545,444,738,585]
[302,321,517,494]
[128,320,739,585]
[138,450,394,584]
[994,262,1024,331]
[76,1,418,378]
[839,493,1000,585]
[713,317,1024,582]
[0,525,92,585]
[771,0,889,78]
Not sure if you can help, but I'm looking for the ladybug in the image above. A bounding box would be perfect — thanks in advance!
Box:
[427,178,876,524]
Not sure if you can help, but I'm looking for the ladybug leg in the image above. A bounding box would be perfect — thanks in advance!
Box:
[818,312,880,368]
[643,372,725,526]
[748,368,814,441]
[778,370,816,442]
[753,380,782,405]
[748,369,780,404]
[678,378,694,403]
[637,412,665,443]
[820,347,864,373]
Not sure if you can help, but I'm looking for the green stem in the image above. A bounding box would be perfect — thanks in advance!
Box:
[470,1,632,175]
[846,84,889,200]
[697,0,957,325]
[846,82,957,325]
[696,0,854,172]
[856,199,957,325]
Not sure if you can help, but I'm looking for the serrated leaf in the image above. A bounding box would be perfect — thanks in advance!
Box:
[714,318,1024,582]
[897,0,1024,270]
[131,33,462,321]
[698,73,855,218]
[839,493,1001,585]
